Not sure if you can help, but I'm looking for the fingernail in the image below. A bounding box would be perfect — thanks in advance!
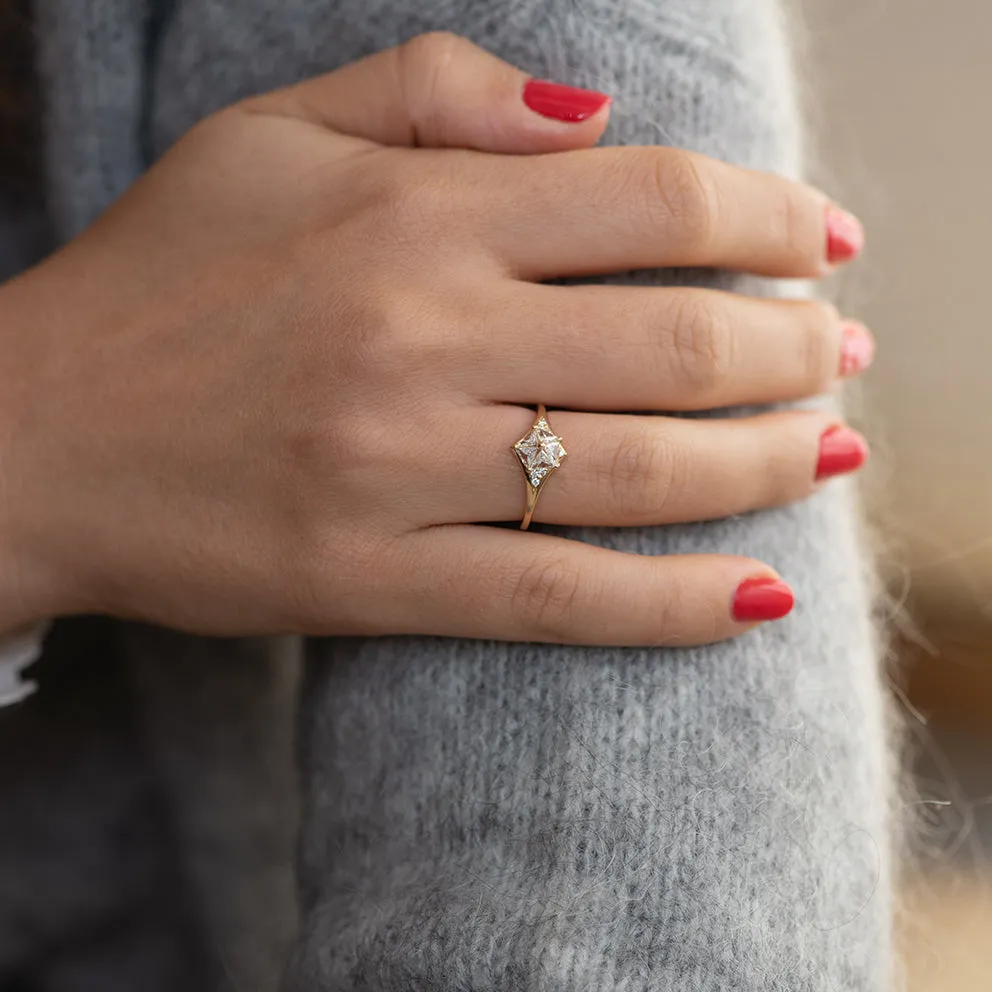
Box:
[825,205,865,264]
[815,425,869,481]
[522,79,612,123]
[732,577,795,623]
[839,320,876,377]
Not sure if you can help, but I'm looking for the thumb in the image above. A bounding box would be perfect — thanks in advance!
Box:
[247,32,611,153]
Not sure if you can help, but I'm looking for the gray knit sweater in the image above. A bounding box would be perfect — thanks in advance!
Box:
[0,1,893,990]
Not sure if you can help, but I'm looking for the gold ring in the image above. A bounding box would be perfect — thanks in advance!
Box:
[511,403,568,530]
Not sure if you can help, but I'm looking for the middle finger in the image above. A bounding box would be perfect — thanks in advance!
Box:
[455,283,872,411]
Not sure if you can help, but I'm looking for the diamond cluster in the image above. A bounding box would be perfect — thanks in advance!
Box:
[513,417,567,489]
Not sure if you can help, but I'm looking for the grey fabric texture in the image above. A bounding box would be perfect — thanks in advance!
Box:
[0,0,893,989]
[0,620,212,991]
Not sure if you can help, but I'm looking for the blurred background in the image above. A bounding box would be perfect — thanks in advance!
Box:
[800,0,992,985]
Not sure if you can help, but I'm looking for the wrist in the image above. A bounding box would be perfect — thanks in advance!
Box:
[0,267,79,630]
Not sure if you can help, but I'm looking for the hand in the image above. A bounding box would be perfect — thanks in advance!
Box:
[0,33,870,646]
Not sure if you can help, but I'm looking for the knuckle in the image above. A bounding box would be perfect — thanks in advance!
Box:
[655,573,688,641]
[396,32,467,137]
[607,426,680,521]
[348,152,471,254]
[401,30,467,70]
[798,299,841,389]
[774,184,817,266]
[668,291,736,397]
[341,285,433,381]
[367,289,421,359]
[278,332,399,487]
[283,407,371,489]
[510,556,585,638]
[381,293,458,383]
[330,278,459,401]
[649,150,716,252]
[367,164,452,232]
[757,421,813,505]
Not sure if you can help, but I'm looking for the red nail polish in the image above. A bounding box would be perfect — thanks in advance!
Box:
[522,79,612,123]
[825,205,865,264]
[815,425,869,481]
[732,577,795,623]
[838,320,876,377]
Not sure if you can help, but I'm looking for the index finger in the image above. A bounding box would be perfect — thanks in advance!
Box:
[470,146,862,280]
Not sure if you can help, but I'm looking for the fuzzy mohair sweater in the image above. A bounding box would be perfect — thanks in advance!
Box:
[0,1,894,989]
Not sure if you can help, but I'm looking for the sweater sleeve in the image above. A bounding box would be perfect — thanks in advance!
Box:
[284,1,895,990]
[0,622,48,707]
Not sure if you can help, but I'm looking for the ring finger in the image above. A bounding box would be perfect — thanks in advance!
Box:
[437,406,868,527]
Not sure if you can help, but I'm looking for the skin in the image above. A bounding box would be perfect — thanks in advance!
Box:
[0,33,867,647]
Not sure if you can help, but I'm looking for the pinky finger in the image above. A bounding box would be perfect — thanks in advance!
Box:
[385,525,794,647]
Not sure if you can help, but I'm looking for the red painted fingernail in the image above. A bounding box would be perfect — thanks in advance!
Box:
[522,79,612,123]
[815,425,869,481]
[732,577,795,623]
[825,205,865,264]
[838,320,876,377]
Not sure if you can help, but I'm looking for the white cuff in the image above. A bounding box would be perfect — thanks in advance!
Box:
[0,622,49,708]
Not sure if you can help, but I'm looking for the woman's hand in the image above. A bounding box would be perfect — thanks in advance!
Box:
[0,33,871,646]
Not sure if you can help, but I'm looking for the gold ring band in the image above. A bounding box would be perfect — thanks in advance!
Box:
[512,403,568,530]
